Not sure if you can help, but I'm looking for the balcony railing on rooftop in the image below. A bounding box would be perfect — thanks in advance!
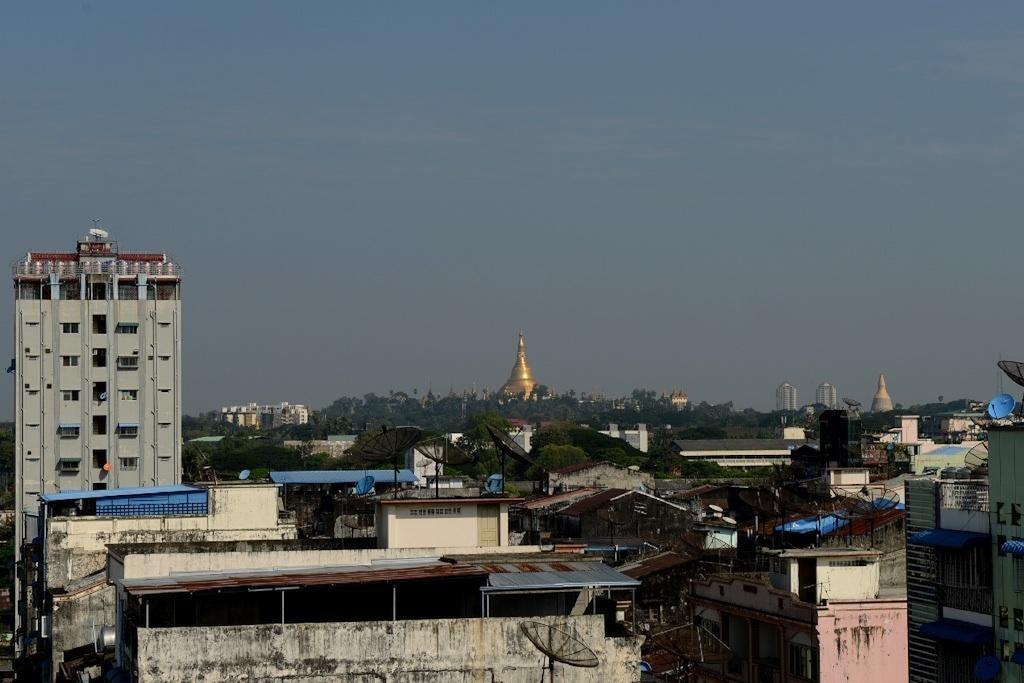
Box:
[13,258,180,278]
[940,480,989,512]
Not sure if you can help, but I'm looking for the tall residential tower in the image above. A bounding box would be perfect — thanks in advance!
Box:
[815,381,838,409]
[12,230,183,581]
[775,382,798,411]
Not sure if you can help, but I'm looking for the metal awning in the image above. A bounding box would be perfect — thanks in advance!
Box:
[908,528,989,550]
[919,618,992,645]
[117,422,140,428]
[57,456,81,462]
[1002,540,1024,556]
[57,423,80,428]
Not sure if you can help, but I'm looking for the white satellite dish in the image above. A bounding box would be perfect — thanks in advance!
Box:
[721,516,738,525]
[708,504,724,513]
[89,228,109,239]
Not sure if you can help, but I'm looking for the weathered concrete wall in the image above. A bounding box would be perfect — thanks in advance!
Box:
[51,582,115,663]
[117,545,550,581]
[817,600,908,683]
[549,464,653,492]
[134,615,642,682]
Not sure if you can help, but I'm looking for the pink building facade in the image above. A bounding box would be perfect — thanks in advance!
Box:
[689,549,908,683]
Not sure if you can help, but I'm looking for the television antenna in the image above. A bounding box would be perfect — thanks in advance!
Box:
[644,622,730,678]
[345,426,423,498]
[485,425,535,494]
[416,436,475,498]
[520,621,598,679]
[597,505,629,547]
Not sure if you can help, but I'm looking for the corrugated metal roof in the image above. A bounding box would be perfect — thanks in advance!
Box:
[122,561,486,596]
[482,561,639,592]
[557,489,629,517]
[269,470,418,485]
[619,552,694,579]
[517,488,601,510]
[39,484,205,503]
[673,439,815,452]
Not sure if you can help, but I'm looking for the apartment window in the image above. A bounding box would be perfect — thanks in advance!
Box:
[92,450,108,469]
[92,415,107,436]
[56,424,80,438]
[1002,606,1010,628]
[93,382,107,402]
[61,322,80,334]
[92,348,107,368]
[118,284,139,300]
[61,355,79,367]
[789,643,818,681]
[1014,504,1022,527]
[89,282,107,300]
[119,457,139,471]
[117,356,139,370]
[998,503,1006,525]
[115,322,139,334]
[158,354,171,361]
[92,483,107,491]
[58,458,80,474]
[92,314,107,334]
[120,389,138,401]
[60,390,80,402]
[117,423,139,437]
[1015,608,1023,632]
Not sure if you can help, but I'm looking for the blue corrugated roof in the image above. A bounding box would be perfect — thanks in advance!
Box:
[775,514,848,535]
[39,484,204,503]
[269,470,418,485]
[909,528,989,550]
[1002,539,1024,556]
[919,618,992,645]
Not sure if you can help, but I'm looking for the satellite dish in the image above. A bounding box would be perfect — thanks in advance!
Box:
[974,655,1000,682]
[988,393,1016,419]
[346,426,423,498]
[89,227,109,239]
[721,516,737,525]
[99,392,107,401]
[354,475,376,496]
[998,360,1024,388]
[708,504,724,514]
[520,621,599,670]
[842,397,861,409]
[417,436,475,498]
[485,425,535,494]
[485,474,503,494]
[639,662,652,674]
[238,469,250,481]
[964,441,989,474]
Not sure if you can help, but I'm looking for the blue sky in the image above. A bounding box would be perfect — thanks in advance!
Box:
[3,3,1024,414]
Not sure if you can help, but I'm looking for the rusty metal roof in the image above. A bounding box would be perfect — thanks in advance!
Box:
[516,488,601,511]
[619,551,695,579]
[121,561,487,596]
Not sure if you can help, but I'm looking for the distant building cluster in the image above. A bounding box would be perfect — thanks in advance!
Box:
[598,423,649,453]
[220,401,310,429]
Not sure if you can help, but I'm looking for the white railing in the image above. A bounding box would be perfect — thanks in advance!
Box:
[13,259,180,278]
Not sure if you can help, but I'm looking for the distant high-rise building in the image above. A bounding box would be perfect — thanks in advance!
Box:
[500,330,539,397]
[815,382,838,409]
[12,229,182,640]
[871,374,894,412]
[776,382,798,411]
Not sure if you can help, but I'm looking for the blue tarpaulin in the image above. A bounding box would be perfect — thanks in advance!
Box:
[919,618,992,645]
[774,514,848,535]
[908,528,989,550]
[1002,539,1024,556]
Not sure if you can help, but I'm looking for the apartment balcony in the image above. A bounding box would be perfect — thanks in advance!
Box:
[939,584,992,615]
[13,257,180,279]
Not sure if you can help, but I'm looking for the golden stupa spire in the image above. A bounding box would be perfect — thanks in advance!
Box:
[871,373,894,412]
[501,329,538,396]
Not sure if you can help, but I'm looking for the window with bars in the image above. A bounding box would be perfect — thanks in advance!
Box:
[60,390,80,402]
[789,643,818,681]
[60,322,79,333]
[115,322,139,334]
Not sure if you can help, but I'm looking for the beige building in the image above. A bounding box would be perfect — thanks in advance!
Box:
[375,497,519,548]
[12,230,183,645]
[35,483,297,679]
[221,401,310,429]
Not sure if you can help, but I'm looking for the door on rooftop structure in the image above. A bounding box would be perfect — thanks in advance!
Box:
[797,558,817,604]
[478,504,499,546]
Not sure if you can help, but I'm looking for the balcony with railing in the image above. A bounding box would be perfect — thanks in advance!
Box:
[13,256,180,279]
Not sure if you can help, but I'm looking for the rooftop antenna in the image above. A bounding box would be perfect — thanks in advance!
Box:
[642,622,730,678]
[520,621,598,679]
[345,426,423,499]
[485,425,535,495]
[417,436,475,498]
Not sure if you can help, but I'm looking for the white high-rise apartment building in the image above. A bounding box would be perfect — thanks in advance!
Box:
[12,230,182,580]
[816,382,838,409]
[776,382,798,411]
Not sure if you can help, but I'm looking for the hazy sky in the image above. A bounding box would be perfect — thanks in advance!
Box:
[3,3,1024,416]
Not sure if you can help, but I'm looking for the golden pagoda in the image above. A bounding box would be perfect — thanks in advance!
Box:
[871,373,894,413]
[500,330,538,397]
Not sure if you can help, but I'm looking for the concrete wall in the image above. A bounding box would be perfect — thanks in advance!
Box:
[114,545,550,582]
[548,464,653,492]
[817,600,908,683]
[133,615,642,682]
